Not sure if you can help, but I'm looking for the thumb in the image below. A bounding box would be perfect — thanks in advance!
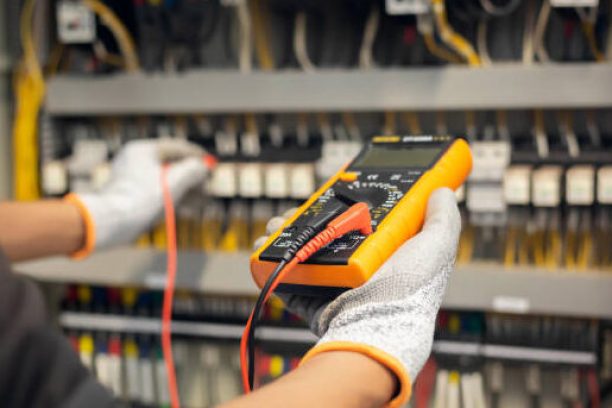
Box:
[382,188,461,282]
[416,187,462,258]
[165,157,208,201]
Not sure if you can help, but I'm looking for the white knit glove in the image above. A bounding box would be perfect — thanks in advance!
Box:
[254,188,460,407]
[66,139,212,256]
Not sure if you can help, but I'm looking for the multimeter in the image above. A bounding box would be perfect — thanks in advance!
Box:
[251,135,472,294]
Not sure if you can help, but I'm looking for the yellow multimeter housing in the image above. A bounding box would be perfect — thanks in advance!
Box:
[251,135,472,294]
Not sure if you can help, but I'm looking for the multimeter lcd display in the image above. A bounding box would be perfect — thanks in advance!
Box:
[353,146,442,169]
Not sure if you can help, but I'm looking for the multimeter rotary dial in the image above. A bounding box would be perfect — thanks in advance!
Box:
[333,181,404,227]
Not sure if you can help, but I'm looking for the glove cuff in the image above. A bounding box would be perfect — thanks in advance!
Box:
[63,193,96,259]
[300,341,412,408]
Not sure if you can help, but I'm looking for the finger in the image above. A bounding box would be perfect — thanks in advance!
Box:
[282,208,298,218]
[383,188,461,268]
[253,236,269,251]
[420,188,461,247]
[157,137,205,162]
[166,157,208,200]
[266,216,287,235]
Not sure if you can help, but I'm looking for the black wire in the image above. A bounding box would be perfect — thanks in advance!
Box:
[247,259,289,390]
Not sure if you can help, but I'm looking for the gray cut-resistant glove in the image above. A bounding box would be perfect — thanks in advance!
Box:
[254,188,461,407]
[65,139,212,258]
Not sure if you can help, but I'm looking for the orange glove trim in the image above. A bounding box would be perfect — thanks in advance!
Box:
[64,193,96,259]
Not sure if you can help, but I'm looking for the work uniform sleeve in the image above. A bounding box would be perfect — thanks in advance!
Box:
[0,249,119,408]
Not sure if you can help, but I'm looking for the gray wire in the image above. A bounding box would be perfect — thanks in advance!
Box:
[479,0,522,17]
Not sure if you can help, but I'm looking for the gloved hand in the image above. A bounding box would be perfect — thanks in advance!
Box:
[65,138,212,258]
[254,188,461,407]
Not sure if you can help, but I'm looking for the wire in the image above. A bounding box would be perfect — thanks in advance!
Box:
[417,12,463,64]
[251,0,275,70]
[431,0,482,66]
[576,7,605,62]
[479,0,521,16]
[383,111,397,135]
[241,203,372,392]
[534,0,552,63]
[160,165,180,408]
[13,0,44,200]
[477,19,492,66]
[533,110,549,158]
[559,111,580,158]
[83,0,140,71]
[359,4,380,69]
[235,0,252,73]
[422,31,464,63]
[403,112,422,135]
[522,0,537,64]
[294,11,316,72]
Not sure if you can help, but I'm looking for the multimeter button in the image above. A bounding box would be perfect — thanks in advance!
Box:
[339,172,359,182]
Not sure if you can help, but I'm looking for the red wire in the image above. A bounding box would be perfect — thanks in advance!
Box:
[586,368,600,408]
[161,164,180,408]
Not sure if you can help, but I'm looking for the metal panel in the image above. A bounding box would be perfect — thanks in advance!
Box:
[46,64,612,115]
[15,249,612,318]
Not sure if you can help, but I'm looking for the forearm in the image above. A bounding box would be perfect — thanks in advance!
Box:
[220,351,396,408]
[0,200,84,262]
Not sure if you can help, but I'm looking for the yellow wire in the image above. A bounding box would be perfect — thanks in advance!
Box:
[431,0,482,67]
[580,20,605,62]
[250,0,275,70]
[518,230,530,265]
[402,112,422,134]
[13,0,44,201]
[565,230,577,269]
[383,111,397,135]
[457,225,474,264]
[83,0,140,71]
[546,230,561,269]
[504,227,517,267]
[422,32,464,63]
[577,232,592,270]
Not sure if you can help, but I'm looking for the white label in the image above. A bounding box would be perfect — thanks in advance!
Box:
[156,357,170,404]
[57,2,96,43]
[238,163,263,197]
[95,353,112,390]
[265,163,289,198]
[493,296,530,313]
[386,0,430,14]
[317,141,361,179]
[597,166,612,204]
[566,165,595,205]
[551,0,598,7]
[466,183,505,213]
[503,165,532,205]
[42,161,68,195]
[290,164,316,199]
[91,162,111,191]
[469,141,511,182]
[210,163,237,197]
[532,166,563,207]
[126,356,141,400]
[108,354,122,397]
[140,358,155,405]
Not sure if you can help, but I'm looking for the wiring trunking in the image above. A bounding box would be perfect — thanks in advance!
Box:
[5,0,612,407]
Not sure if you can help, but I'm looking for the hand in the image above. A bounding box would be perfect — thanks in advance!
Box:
[254,188,461,407]
[66,138,211,255]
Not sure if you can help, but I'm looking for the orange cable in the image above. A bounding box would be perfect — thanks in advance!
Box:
[161,164,180,408]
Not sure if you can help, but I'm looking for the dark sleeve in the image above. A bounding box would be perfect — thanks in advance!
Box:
[0,249,118,408]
